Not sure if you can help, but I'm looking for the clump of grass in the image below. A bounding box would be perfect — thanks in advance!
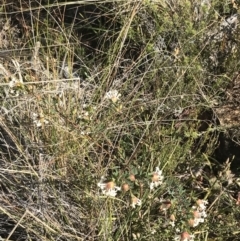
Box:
[0,0,239,240]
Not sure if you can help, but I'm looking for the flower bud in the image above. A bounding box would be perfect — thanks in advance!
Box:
[122,183,130,192]
[129,174,136,182]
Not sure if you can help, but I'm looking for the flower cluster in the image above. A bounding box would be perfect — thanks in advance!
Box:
[97,176,121,197]
[150,167,164,190]
[131,196,142,208]
[189,199,208,227]
[97,175,142,208]
[172,199,208,241]
[104,90,121,103]
[9,78,23,88]
[32,112,49,127]
[97,167,164,207]
[96,167,208,241]
[8,77,24,96]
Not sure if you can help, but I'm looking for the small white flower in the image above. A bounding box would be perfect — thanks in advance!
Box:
[190,201,208,227]
[97,176,106,189]
[193,199,208,214]
[104,90,121,103]
[9,79,16,88]
[78,110,90,120]
[131,197,142,208]
[80,131,90,136]
[191,217,205,227]
[175,228,180,233]
[150,229,157,234]
[97,176,121,197]
[169,220,175,227]
[9,77,23,88]
[32,112,49,127]
[201,210,207,218]
[169,214,176,227]
[196,199,208,211]
[150,167,164,190]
